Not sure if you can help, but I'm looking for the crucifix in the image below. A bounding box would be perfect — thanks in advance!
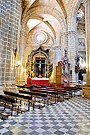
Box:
[38,61,42,78]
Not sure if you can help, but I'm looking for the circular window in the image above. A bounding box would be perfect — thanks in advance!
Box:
[34,31,47,45]
[37,34,44,42]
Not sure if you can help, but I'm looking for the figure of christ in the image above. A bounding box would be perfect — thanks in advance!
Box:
[38,61,42,78]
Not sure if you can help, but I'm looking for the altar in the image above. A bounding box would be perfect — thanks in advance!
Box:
[31,78,49,85]
[26,46,53,85]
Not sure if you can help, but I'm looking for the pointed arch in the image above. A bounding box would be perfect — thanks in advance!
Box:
[56,0,67,21]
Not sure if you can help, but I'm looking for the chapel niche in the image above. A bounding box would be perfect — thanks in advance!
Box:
[26,46,53,78]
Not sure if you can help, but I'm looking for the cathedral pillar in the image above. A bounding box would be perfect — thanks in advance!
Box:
[0,0,20,93]
[68,31,77,84]
[61,32,68,57]
[15,23,26,85]
[82,0,90,98]
[67,13,78,85]
[61,18,77,85]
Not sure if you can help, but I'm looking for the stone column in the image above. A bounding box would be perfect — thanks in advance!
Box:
[61,32,68,57]
[54,46,61,66]
[68,31,77,84]
[15,23,26,85]
[83,0,90,98]
[0,0,20,93]
[19,27,26,84]
[67,15,77,85]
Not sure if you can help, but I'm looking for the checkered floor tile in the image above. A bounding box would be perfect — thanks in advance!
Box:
[0,96,90,135]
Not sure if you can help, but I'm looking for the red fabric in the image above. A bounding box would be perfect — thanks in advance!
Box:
[27,78,31,85]
[31,79,49,85]
[36,57,45,60]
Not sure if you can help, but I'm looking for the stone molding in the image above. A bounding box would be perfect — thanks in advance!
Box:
[61,30,76,35]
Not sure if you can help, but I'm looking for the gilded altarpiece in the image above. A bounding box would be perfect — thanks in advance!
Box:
[26,46,53,79]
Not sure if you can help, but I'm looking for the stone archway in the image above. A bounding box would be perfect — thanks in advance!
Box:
[17,2,68,84]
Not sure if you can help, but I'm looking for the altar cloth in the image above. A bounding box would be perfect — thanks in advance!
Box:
[31,78,49,85]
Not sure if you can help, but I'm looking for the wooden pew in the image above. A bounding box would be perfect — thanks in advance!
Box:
[19,89,49,108]
[0,110,10,119]
[56,87,69,101]
[0,95,20,116]
[19,87,58,105]
[3,91,32,111]
[30,87,55,104]
[17,85,46,109]
[18,84,59,104]
[43,87,64,102]
[17,84,64,103]
[63,86,81,97]
[17,84,41,90]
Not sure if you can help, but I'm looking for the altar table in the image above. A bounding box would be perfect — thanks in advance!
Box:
[31,78,49,85]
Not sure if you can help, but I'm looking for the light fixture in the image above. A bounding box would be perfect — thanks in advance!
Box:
[17,61,20,66]
[82,61,86,69]
[24,69,27,72]
[79,57,86,69]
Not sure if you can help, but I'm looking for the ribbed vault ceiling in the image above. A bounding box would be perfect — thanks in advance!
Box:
[21,0,67,46]
[21,0,84,48]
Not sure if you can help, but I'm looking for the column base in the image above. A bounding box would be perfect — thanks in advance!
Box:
[82,87,90,98]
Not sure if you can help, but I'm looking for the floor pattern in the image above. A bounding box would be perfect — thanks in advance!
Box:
[0,96,90,135]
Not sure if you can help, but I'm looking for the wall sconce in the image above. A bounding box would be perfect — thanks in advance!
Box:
[16,61,20,66]
[79,57,86,69]
[82,61,86,69]
[24,69,26,72]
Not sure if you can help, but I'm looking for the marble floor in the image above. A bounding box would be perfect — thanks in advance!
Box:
[0,96,90,135]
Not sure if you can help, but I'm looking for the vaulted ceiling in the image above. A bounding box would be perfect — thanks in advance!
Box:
[20,0,85,69]
[20,0,85,56]
[21,0,68,47]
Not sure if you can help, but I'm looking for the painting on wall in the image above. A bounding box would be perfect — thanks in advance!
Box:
[78,38,85,50]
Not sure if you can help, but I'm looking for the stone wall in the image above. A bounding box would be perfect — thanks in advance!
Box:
[0,0,20,92]
[0,0,20,93]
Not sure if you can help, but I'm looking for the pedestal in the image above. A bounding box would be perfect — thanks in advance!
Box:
[82,87,90,98]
